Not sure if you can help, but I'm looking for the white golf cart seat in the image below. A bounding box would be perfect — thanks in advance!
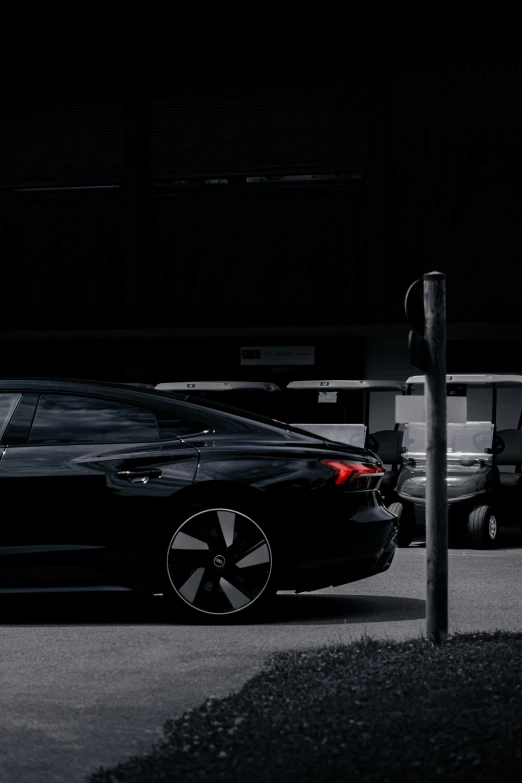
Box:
[496,429,522,487]
[367,430,404,493]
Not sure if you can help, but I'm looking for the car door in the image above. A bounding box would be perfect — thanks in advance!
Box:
[0,391,200,591]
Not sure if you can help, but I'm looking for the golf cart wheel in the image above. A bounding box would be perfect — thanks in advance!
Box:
[388,501,416,548]
[467,505,497,549]
[164,503,275,622]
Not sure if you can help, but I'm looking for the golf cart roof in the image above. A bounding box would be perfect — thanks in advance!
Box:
[286,380,407,392]
[155,381,281,392]
[406,374,522,388]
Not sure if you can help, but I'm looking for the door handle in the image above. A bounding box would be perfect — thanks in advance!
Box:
[117,468,162,484]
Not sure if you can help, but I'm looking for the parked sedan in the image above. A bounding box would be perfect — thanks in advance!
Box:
[0,379,398,620]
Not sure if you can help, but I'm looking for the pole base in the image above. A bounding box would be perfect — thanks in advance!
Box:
[427,627,448,646]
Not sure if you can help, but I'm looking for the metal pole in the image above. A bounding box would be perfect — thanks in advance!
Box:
[424,271,448,645]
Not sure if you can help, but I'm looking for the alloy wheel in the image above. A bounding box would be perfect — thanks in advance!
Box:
[166,508,272,615]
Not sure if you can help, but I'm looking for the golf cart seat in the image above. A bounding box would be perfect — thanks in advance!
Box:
[498,473,522,487]
[366,430,404,492]
[496,429,522,487]
[367,430,404,465]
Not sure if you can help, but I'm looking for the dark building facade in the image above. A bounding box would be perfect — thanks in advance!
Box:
[1,71,521,382]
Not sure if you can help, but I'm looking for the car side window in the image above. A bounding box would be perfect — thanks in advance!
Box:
[155,409,208,439]
[28,394,161,445]
[0,393,22,440]
[1,393,39,445]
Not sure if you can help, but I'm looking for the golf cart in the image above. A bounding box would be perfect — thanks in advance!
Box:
[285,380,407,505]
[391,374,522,549]
[154,380,284,419]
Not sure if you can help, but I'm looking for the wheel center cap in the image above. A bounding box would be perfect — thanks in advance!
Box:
[214,554,226,568]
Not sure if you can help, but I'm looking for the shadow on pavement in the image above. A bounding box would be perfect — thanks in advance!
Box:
[0,592,425,628]
[264,593,425,626]
[411,526,522,550]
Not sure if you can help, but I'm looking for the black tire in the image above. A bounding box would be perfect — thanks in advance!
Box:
[163,500,276,623]
[388,501,416,548]
[467,505,498,549]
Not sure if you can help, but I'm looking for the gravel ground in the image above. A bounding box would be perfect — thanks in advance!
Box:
[86,631,522,782]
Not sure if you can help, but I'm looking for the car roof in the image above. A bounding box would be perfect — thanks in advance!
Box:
[155,381,281,392]
[0,377,191,401]
[406,374,522,387]
[0,377,156,390]
[0,377,129,389]
[286,380,407,392]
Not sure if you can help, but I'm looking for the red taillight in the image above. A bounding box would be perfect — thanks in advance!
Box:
[320,459,385,488]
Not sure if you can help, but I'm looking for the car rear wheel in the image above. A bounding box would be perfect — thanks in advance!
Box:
[467,505,497,549]
[164,503,275,622]
[388,501,416,547]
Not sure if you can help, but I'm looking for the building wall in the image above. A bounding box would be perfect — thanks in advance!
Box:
[0,333,366,385]
[149,184,367,325]
[149,81,367,177]
[382,64,522,324]
[0,81,369,331]
[1,72,522,381]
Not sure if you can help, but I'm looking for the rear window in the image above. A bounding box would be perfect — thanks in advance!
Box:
[162,392,328,442]
[0,393,22,439]
[155,410,208,439]
[164,391,290,429]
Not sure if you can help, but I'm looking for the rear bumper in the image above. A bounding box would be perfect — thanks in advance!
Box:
[276,491,399,591]
[287,529,398,592]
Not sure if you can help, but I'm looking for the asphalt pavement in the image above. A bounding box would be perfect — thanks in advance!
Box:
[1,527,521,783]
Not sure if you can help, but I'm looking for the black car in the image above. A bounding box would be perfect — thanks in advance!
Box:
[0,379,398,620]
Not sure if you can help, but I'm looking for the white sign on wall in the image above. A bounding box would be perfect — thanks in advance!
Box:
[240,346,315,366]
[395,395,467,424]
